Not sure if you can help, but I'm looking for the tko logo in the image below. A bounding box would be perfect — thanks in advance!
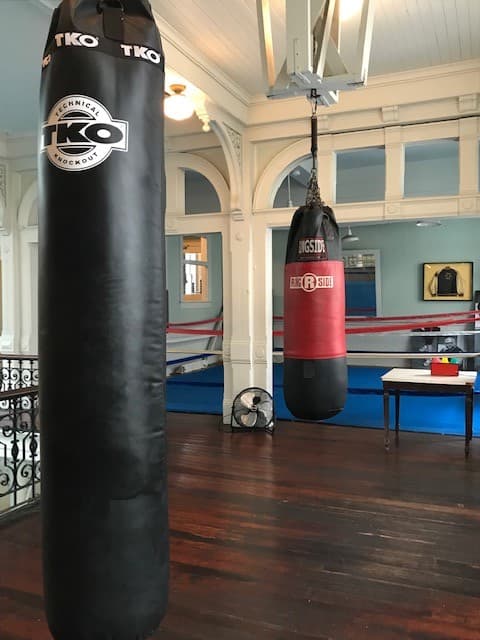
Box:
[42,121,124,146]
[298,238,326,256]
[290,273,334,292]
[120,44,162,64]
[41,95,128,172]
[55,32,99,48]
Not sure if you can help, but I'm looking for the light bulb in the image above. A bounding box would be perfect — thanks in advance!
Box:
[164,84,195,121]
[340,0,363,21]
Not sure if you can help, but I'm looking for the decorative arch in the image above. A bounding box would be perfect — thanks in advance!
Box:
[253,139,311,211]
[209,120,242,212]
[166,152,230,214]
[18,181,38,229]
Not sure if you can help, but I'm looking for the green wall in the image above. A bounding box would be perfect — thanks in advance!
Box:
[166,233,223,324]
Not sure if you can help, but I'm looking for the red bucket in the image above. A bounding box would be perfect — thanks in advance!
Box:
[431,362,459,376]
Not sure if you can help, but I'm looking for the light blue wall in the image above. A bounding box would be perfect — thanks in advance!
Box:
[272,218,480,316]
[166,233,223,323]
[352,218,479,315]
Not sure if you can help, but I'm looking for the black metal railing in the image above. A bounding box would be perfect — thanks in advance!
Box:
[0,354,39,392]
[0,386,40,520]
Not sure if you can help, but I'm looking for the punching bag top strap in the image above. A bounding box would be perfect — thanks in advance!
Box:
[97,0,125,41]
[305,90,323,209]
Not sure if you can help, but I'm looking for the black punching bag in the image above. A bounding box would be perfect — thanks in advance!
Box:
[38,2,168,639]
[283,113,347,420]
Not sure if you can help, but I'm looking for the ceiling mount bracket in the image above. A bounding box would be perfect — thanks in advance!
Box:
[257,0,375,105]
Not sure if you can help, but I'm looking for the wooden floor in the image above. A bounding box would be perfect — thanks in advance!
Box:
[2,414,480,640]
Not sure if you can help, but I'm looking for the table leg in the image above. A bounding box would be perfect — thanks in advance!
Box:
[395,390,400,447]
[383,389,390,451]
[465,389,473,458]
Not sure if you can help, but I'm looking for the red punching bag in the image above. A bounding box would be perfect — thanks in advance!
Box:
[283,110,347,420]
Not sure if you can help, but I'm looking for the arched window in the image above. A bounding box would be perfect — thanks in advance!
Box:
[166,153,229,214]
[273,158,312,208]
[185,169,221,214]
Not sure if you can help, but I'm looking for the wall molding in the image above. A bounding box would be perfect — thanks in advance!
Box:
[247,60,480,138]
[253,116,479,212]
[165,152,230,215]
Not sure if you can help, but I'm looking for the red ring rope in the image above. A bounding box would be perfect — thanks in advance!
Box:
[347,310,480,322]
[275,310,480,322]
[168,316,223,327]
[273,312,480,337]
[346,314,480,335]
[169,312,480,338]
[167,327,223,335]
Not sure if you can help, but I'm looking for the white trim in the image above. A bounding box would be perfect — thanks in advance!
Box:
[20,236,38,354]
[166,152,230,214]
[254,139,310,211]
[18,182,38,229]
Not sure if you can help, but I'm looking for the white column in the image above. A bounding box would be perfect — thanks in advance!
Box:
[0,167,21,353]
[217,122,256,422]
[165,164,185,216]
[0,232,20,353]
[251,217,272,395]
[222,214,254,420]
[19,228,38,354]
[384,127,404,216]
[459,117,479,196]
[318,135,335,204]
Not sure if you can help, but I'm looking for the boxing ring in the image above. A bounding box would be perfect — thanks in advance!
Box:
[166,310,480,437]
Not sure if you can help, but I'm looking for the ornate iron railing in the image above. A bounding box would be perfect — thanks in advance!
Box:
[0,354,39,392]
[0,386,40,520]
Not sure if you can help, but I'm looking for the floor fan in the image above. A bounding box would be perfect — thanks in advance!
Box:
[231,387,275,434]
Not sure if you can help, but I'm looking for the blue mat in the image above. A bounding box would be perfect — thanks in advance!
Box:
[166,365,480,436]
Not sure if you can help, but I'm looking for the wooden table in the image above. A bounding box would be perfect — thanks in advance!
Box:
[381,368,477,456]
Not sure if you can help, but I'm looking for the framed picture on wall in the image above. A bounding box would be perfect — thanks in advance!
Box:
[422,261,473,301]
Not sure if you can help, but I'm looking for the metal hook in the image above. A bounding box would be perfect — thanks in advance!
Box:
[308,89,320,116]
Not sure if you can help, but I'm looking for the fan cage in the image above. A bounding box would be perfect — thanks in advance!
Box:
[230,386,275,434]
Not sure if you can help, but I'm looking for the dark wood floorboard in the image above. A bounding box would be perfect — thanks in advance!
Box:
[1,414,480,639]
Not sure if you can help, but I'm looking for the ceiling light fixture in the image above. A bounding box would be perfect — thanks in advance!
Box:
[164,84,195,121]
[341,226,359,243]
[340,0,364,21]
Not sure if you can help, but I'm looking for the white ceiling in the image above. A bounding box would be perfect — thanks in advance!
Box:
[0,0,479,136]
[150,0,480,94]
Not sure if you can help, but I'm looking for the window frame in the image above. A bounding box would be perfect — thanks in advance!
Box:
[181,235,210,303]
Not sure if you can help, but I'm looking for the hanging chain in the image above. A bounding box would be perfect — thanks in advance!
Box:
[306,90,323,207]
